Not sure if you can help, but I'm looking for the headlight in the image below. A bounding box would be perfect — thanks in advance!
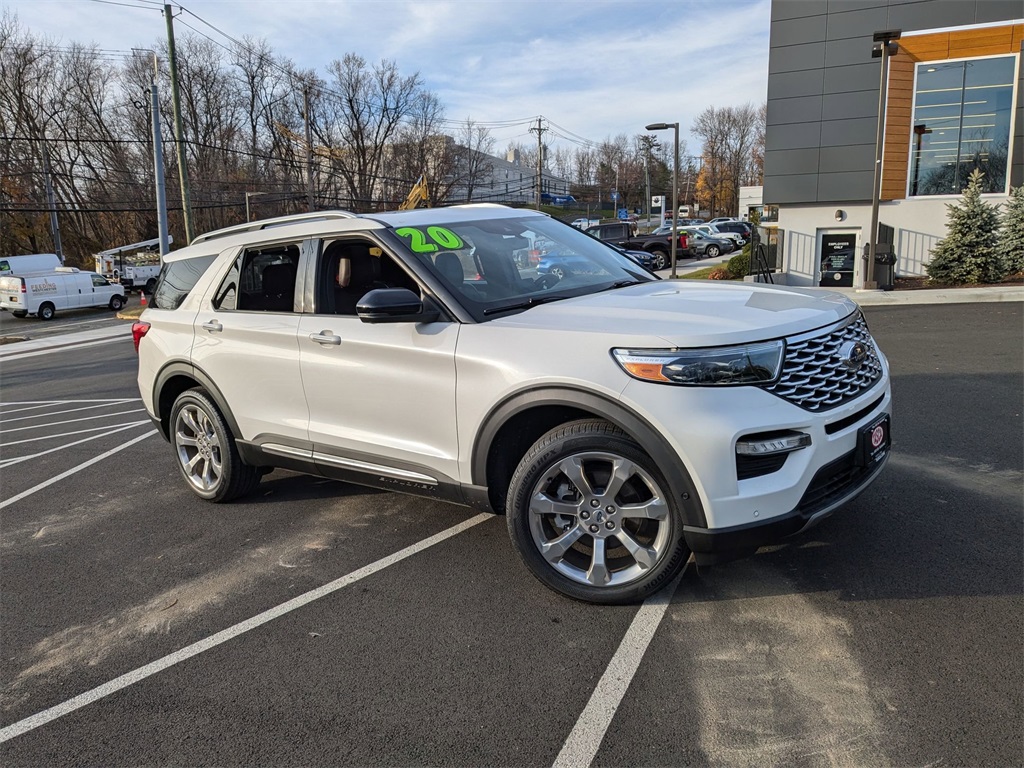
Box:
[612,341,784,385]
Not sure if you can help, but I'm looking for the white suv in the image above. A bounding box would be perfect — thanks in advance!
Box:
[134,205,891,604]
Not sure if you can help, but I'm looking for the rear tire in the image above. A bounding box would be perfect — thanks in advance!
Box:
[146,278,157,293]
[12,311,27,318]
[38,302,55,321]
[506,419,689,604]
[170,387,260,502]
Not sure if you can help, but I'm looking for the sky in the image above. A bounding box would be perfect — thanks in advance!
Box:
[5,0,772,154]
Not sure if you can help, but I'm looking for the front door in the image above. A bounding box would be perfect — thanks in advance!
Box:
[297,237,461,487]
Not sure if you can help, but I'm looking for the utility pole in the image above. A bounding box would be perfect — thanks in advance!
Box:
[146,51,169,259]
[530,117,546,209]
[164,4,194,243]
[303,86,315,212]
[151,80,169,259]
[41,140,63,263]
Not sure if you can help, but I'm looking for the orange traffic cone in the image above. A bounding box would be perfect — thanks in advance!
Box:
[139,293,147,306]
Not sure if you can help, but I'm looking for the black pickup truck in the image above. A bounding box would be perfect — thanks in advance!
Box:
[584,222,692,270]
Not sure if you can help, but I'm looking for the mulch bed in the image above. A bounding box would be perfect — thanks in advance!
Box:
[894,274,1024,291]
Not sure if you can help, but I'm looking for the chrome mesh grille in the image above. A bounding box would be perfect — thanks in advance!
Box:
[764,314,882,411]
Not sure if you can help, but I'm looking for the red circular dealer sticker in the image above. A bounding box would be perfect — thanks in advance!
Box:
[871,424,885,449]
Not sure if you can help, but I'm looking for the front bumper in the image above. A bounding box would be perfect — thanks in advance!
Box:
[683,449,889,564]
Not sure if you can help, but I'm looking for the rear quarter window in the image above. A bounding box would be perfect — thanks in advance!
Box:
[151,256,216,310]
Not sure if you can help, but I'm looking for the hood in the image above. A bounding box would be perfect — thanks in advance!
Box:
[489,281,858,347]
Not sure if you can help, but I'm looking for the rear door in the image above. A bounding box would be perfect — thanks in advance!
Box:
[189,239,309,445]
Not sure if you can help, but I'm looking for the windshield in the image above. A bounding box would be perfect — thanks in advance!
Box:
[392,215,652,321]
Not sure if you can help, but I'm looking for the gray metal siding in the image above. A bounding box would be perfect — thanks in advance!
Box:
[764,0,1023,205]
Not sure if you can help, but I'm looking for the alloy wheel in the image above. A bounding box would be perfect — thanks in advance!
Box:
[527,451,672,588]
[174,404,224,492]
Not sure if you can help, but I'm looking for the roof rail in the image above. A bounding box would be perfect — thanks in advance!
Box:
[190,211,359,245]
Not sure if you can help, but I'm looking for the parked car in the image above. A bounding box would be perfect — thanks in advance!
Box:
[570,217,601,230]
[0,253,61,275]
[681,230,735,259]
[693,224,744,249]
[708,217,738,225]
[0,267,125,319]
[608,243,659,272]
[134,205,891,605]
[711,220,753,245]
[584,221,693,269]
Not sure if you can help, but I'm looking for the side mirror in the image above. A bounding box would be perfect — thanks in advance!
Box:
[356,288,440,324]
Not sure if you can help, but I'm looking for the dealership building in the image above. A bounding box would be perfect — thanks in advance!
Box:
[763,0,1022,288]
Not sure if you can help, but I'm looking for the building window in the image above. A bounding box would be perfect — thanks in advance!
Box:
[909,55,1016,197]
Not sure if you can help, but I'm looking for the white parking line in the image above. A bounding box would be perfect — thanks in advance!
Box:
[0,399,138,423]
[0,429,157,510]
[0,401,62,415]
[0,512,492,744]
[0,399,141,406]
[2,421,148,447]
[552,569,687,768]
[0,421,152,469]
[0,409,147,434]
[0,337,128,362]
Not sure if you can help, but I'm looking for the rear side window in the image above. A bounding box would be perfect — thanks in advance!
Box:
[151,256,216,310]
[212,243,300,312]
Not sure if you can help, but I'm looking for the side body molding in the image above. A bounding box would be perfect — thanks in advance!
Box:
[471,386,708,528]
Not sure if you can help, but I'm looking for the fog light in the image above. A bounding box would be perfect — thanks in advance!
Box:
[736,431,811,456]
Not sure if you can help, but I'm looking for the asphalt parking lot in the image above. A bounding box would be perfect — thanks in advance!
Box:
[0,302,1021,767]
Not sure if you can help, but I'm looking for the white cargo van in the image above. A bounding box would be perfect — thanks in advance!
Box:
[0,267,126,320]
[0,253,61,274]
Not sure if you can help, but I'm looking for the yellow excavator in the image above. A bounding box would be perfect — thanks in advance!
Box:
[400,174,430,210]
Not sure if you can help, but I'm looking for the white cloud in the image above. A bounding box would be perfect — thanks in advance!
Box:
[6,0,770,149]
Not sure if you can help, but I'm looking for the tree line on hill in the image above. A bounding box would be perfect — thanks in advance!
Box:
[0,11,765,262]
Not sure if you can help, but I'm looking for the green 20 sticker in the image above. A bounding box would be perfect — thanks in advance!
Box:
[396,226,464,253]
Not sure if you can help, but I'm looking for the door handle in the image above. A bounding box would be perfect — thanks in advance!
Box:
[201,320,223,332]
[309,331,341,346]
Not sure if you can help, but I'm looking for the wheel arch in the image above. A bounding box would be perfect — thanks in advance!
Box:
[471,386,707,527]
[153,361,242,442]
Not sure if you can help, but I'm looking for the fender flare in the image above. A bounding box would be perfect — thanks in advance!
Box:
[471,386,707,528]
[153,361,243,440]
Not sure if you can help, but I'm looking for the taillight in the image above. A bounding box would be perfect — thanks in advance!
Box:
[679,234,688,249]
[132,321,150,353]
[20,280,26,293]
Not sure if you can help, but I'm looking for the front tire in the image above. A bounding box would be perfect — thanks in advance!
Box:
[650,250,668,270]
[706,245,720,258]
[170,388,260,502]
[506,419,689,604]
[110,295,125,311]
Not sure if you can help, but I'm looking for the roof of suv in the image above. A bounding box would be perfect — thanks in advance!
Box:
[169,204,547,262]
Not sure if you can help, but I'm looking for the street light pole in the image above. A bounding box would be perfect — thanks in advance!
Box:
[867,29,901,289]
[246,191,268,222]
[646,122,680,278]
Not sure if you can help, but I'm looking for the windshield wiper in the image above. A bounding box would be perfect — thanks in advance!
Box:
[601,279,642,291]
[483,295,571,316]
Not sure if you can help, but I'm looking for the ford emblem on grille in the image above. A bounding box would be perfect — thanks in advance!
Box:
[838,340,868,371]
